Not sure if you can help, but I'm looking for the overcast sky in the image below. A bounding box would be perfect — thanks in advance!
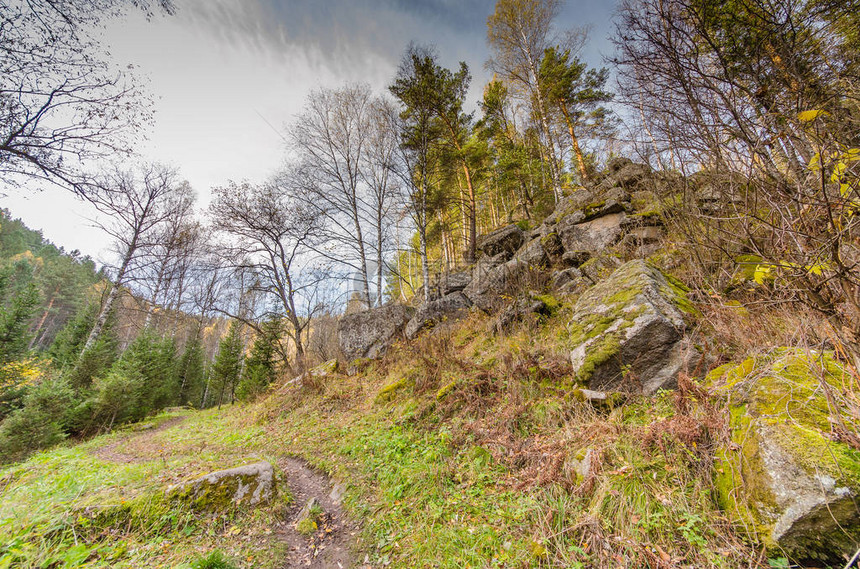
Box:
[1,0,618,263]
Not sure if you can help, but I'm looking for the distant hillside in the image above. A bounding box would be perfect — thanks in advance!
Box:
[0,208,102,352]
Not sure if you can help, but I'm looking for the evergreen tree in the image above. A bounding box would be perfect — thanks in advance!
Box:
[209,322,244,409]
[236,318,283,402]
[177,335,206,407]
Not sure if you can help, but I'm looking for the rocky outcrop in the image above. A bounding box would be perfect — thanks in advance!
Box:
[568,260,695,395]
[167,461,277,510]
[477,224,524,258]
[464,258,530,311]
[710,351,860,561]
[405,292,472,339]
[337,304,414,360]
[558,211,626,254]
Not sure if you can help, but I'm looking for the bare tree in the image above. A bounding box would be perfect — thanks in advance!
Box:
[82,163,188,352]
[137,186,199,328]
[208,181,322,369]
[289,84,376,309]
[0,0,172,194]
[361,97,402,306]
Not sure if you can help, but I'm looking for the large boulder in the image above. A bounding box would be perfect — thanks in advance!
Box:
[167,461,277,510]
[568,260,695,394]
[710,351,860,561]
[337,304,414,360]
[439,269,472,296]
[514,237,549,267]
[464,258,530,311]
[405,292,472,339]
[558,212,626,254]
[477,224,524,258]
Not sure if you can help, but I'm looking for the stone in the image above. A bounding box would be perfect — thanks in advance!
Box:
[477,224,524,258]
[568,260,695,395]
[405,292,472,339]
[463,258,531,312]
[167,461,277,510]
[539,231,564,264]
[439,269,472,296]
[329,481,347,504]
[546,187,630,228]
[337,303,415,360]
[295,497,322,535]
[561,250,591,267]
[558,212,626,254]
[285,359,338,387]
[711,350,860,561]
[551,267,589,295]
[599,158,652,191]
[514,237,549,267]
[625,226,663,244]
[493,297,548,333]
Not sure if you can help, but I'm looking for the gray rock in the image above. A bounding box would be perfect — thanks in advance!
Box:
[405,292,472,339]
[493,297,548,333]
[514,238,549,267]
[552,267,582,287]
[464,258,531,311]
[558,212,626,254]
[477,224,524,258]
[538,231,564,264]
[337,303,414,360]
[568,260,695,395]
[561,250,591,267]
[624,226,663,244]
[167,461,277,509]
[600,158,652,191]
[439,269,472,296]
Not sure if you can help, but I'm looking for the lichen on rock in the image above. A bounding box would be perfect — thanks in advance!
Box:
[711,350,860,561]
[567,260,695,394]
[167,461,278,511]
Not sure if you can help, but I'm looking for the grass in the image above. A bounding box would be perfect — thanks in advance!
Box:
[0,410,291,568]
[2,308,767,568]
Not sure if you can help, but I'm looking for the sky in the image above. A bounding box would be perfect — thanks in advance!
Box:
[0,0,619,264]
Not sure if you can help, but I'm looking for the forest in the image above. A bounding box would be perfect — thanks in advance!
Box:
[1,0,860,567]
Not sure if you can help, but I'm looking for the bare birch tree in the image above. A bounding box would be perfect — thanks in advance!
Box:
[82,163,187,353]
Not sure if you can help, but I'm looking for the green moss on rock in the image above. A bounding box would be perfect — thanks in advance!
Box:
[713,350,860,560]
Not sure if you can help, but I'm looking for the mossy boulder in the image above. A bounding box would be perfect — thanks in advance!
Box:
[711,350,860,561]
[568,260,695,394]
[167,461,278,511]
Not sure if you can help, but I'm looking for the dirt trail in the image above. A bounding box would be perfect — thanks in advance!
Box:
[275,458,364,569]
[91,415,187,463]
[91,416,363,567]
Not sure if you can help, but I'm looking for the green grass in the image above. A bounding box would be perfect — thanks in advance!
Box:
[2,310,763,568]
[0,410,290,568]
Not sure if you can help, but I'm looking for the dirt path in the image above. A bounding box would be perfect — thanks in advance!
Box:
[91,415,188,463]
[90,416,363,567]
[274,458,364,569]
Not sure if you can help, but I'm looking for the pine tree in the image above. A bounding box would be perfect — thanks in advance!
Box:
[209,322,244,409]
[236,318,283,402]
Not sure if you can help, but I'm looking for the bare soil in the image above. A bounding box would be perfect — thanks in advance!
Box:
[274,457,364,569]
